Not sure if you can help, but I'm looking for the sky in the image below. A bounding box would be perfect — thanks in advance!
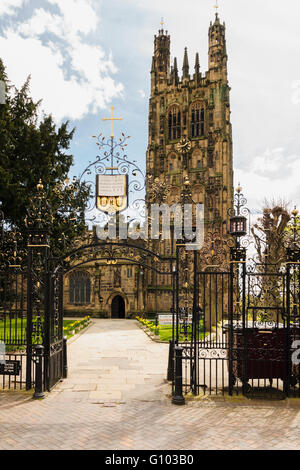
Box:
[0,0,300,215]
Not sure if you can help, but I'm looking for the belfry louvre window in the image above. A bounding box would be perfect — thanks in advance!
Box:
[69,271,91,305]
[168,105,181,140]
[191,103,205,138]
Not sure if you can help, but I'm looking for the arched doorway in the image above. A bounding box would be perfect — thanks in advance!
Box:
[111,295,125,319]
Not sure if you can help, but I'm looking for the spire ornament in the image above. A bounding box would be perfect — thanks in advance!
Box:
[102,106,122,139]
[214,0,219,15]
[182,47,189,79]
[79,106,146,219]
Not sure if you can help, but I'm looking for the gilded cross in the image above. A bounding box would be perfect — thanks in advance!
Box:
[214,1,219,12]
[160,17,164,28]
[102,106,122,138]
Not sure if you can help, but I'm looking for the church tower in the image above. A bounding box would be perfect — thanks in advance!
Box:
[146,13,234,250]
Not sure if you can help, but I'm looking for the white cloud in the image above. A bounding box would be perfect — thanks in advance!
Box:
[0,1,123,123]
[48,0,98,36]
[138,89,145,99]
[236,147,300,212]
[251,148,286,176]
[18,9,63,37]
[0,0,24,16]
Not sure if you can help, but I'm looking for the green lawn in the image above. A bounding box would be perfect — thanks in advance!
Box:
[0,317,88,348]
[0,317,28,346]
[138,319,208,342]
[158,325,208,342]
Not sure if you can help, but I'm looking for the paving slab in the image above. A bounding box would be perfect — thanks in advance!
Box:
[1,319,300,450]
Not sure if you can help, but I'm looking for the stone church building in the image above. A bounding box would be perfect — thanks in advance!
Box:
[63,12,234,318]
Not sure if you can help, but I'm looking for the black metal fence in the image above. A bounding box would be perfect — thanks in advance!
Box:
[0,352,38,390]
[172,247,300,400]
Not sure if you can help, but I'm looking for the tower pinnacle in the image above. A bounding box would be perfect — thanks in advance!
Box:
[182,47,189,79]
[152,26,170,84]
[194,52,200,83]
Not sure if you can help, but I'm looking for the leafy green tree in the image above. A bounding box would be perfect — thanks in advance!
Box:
[0,59,90,257]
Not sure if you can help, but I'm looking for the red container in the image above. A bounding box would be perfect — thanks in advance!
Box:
[225,325,300,387]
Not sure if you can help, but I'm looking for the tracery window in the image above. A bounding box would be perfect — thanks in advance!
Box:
[69,271,91,305]
[191,102,205,138]
[168,105,181,140]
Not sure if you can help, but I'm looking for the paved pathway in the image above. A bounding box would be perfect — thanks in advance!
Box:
[1,319,300,450]
[54,319,170,403]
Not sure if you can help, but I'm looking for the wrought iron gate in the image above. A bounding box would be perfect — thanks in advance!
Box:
[174,245,300,399]
[45,265,64,390]
[25,230,65,391]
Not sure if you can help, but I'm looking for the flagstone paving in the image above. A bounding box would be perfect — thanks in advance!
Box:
[0,319,300,450]
[55,319,170,402]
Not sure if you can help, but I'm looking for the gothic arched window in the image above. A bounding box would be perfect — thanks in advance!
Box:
[69,271,91,305]
[191,102,205,138]
[168,105,181,140]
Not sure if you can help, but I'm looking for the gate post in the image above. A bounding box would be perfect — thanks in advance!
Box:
[26,246,33,390]
[33,345,45,399]
[167,339,175,381]
[172,346,185,405]
[191,249,199,395]
[63,336,68,379]
[26,182,51,392]
[285,259,291,397]
[229,246,247,396]
[175,244,180,345]
[228,248,236,396]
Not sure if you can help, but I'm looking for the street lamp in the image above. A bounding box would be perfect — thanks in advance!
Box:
[230,215,247,238]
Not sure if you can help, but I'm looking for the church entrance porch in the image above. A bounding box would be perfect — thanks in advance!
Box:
[111,295,125,319]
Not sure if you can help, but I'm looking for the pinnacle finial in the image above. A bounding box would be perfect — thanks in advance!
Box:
[214,0,219,15]
[37,179,43,191]
[174,57,178,71]
[194,53,200,82]
[173,57,179,84]
[182,47,189,79]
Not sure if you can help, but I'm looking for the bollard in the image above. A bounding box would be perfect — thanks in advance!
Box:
[167,339,175,381]
[63,336,68,379]
[172,346,185,405]
[33,345,45,399]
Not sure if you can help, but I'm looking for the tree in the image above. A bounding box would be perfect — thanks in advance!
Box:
[0,59,90,257]
[251,201,291,268]
[251,201,291,322]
